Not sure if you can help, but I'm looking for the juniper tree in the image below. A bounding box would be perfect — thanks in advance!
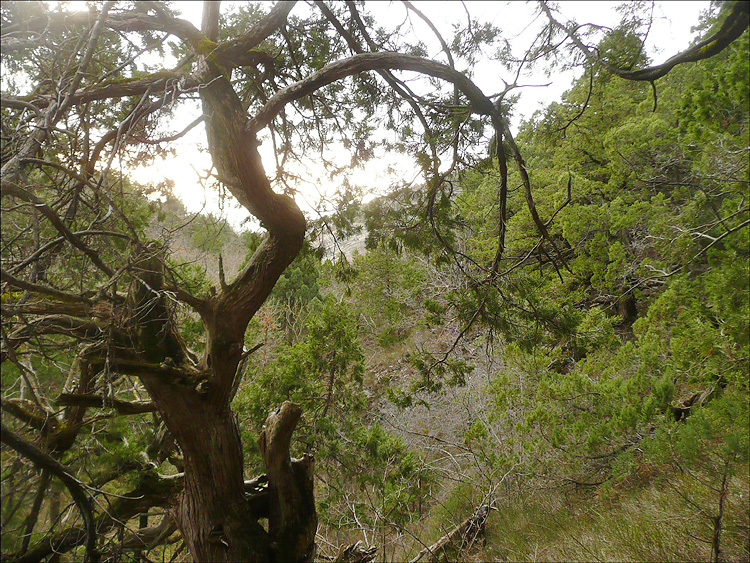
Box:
[1,2,746,562]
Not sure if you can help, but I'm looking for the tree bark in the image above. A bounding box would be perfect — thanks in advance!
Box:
[123,244,311,561]
[165,397,269,562]
[120,4,313,558]
[122,243,268,561]
[259,402,317,562]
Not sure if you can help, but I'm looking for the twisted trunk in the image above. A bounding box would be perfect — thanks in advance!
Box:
[128,243,312,561]
[120,3,311,557]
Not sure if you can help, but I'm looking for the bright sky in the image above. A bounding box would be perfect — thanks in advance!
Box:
[114,1,711,229]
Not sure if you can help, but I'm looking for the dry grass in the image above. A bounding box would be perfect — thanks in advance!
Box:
[475,466,750,563]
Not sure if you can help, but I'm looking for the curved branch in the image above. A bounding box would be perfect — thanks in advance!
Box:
[5,472,183,563]
[3,69,198,112]
[212,1,296,66]
[541,0,749,82]
[617,1,749,81]
[246,46,558,277]
[0,97,42,115]
[319,0,444,177]
[191,26,308,405]
[1,268,93,304]
[247,52,496,133]
[3,8,203,46]
[318,2,465,266]
[498,115,572,275]
[1,422,99,563]
[75,70,186,106]
[1,2,286,101]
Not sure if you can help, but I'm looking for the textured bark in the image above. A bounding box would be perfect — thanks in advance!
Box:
[119,239,262,561]
[167,398,268,562]
[120,107,308,561]
[113,17,310,551]
[121,7,315,559]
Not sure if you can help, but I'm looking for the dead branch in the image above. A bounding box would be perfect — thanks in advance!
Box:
[1,422,99,563]
[317,541,377,563]
[258,402,317,563]
[409,505,490,563]
[55,393,157,415]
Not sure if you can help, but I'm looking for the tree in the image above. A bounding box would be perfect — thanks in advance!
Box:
[454,7,748,559]
[1,1,747,562]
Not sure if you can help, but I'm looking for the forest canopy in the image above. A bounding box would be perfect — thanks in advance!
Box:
[1,1,748,562]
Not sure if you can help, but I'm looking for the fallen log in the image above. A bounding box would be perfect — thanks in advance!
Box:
[409,504,490,563]
[317,541,377,563]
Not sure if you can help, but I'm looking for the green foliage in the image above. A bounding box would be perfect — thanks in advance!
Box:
[362,188,461,263]
[271,241,323,309]
[2,2,748,559]
[342,245,430,345]
[407,350,474,397]
[319,423,431,528]
[457,11,750,530]
[640,390,749,475]
[188,212,233,254]
[234,296,365,457]
[235,295,431,530]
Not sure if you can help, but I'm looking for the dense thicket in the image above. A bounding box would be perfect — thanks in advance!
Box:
[1,1,748,562]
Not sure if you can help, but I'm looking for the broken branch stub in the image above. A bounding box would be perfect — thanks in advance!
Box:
[258,401,317,563]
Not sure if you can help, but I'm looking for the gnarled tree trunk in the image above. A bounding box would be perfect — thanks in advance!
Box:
[78,2,513,559]
[126,241,313,562]
[123,3,312,561]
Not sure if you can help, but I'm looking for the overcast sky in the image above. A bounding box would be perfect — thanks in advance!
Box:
[120,1,712,228]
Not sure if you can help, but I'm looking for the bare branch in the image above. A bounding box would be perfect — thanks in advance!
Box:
[541,0,750,82]
[55,393,157,415]
[247,52,496,133]
[1,268,93,304]
[0,184,115,277]
[5,472,183,563]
